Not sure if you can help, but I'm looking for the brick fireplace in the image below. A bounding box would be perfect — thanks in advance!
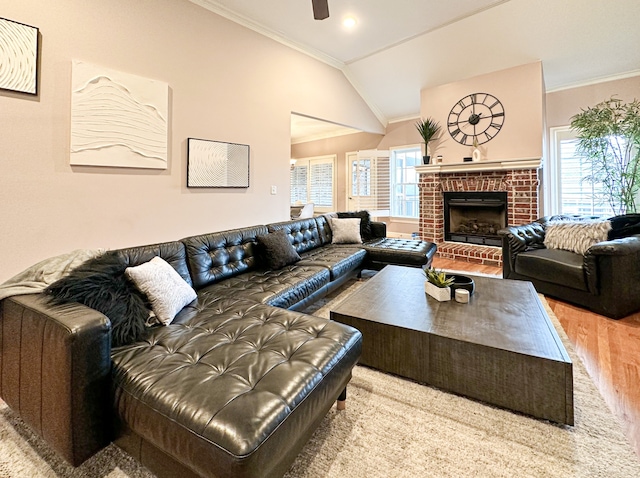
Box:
[416,159,541,267]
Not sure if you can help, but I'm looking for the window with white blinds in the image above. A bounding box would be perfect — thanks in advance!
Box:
[352,158,372,196]
[390,147,421,218]
[347,150,390,217]
[309,161,333,207]
[290,155,335,210]
[547,128,619,216]
[290,164,308,204]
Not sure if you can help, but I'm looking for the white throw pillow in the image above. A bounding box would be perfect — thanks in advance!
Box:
[125,256,197,325]
[543,220,611,255]
[331,218,362,244]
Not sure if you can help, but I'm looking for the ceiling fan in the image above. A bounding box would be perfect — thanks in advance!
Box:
[312,0,329,20]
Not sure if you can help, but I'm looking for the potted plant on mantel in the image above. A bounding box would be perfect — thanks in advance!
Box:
[570,96,640,214]
[415,117,441,165]
[424,268,454,301]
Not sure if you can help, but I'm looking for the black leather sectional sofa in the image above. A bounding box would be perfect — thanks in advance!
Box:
[0,214,436,478]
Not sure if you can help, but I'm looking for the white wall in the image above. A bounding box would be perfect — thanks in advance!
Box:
[0,0,383,282]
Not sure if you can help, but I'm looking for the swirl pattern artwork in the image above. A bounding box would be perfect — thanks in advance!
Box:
[187,138,250,188]
[0,17,38,95]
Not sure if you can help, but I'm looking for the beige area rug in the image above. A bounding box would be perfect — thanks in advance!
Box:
[1,276,639,477]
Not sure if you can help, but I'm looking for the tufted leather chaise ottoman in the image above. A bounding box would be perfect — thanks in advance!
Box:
[363,237,437,270]
[108,226,364,478]
[111,296,361,478]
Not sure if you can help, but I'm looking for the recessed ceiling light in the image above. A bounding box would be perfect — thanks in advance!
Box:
[343,17,357,28]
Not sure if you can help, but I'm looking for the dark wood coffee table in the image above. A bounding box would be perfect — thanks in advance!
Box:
[331,265,574,425]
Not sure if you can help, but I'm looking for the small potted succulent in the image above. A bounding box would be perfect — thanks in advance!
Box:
[424,267,454,301]
[415,117,441,164]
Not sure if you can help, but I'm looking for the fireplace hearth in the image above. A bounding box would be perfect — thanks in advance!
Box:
[417,160,540,266]
[444,191,507,247]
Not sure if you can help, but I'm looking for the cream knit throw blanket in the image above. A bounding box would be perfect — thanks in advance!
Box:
[0,249,104,301]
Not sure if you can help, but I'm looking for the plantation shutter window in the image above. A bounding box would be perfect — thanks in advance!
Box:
[348,150,390,218]
[290,155,336,212]
[390,147,421,218]
[547,128,621,216]
[309,160,333,207]
[290,164,308,205]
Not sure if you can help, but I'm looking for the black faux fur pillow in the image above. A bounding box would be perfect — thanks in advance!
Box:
[44,251,149,347]
[256,229,301,270]
[608,214,640,240]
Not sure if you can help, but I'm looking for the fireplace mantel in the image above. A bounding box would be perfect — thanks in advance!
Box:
[416,157,541,174]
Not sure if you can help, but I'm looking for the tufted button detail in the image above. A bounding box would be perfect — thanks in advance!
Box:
[110,293,363,475]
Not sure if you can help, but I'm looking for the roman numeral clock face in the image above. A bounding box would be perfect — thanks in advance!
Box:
[447,93,505,146]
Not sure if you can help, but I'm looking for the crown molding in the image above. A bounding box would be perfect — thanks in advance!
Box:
[190,0,389,128]
[291,129,361,145]
[388,114,421,124]
[546,69,640,93]
[340,67,388,127]
[190,0,345,69]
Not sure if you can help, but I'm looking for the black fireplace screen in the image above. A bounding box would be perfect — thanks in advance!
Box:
[443,191,507,247]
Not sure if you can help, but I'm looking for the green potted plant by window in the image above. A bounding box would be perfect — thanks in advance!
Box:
[415,117,441,165]
[570,96,640,214]
[424,267,454,301]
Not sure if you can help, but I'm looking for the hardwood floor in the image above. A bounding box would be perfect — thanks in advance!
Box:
[431,257,640,459]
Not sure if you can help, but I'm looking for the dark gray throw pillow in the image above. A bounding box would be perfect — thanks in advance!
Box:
[257,229,301,270]
[338,210,372,240]
[44,251,149,347]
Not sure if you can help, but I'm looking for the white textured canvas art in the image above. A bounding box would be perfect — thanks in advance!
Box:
[187,138,250,188]
[70,60,168,169]
[0,17,38,94]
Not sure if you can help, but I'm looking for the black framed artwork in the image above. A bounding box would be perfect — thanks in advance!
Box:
[0,17,39,95]
[187,138,250,188]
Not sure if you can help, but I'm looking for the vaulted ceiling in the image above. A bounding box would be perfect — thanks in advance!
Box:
[192,0,640,129]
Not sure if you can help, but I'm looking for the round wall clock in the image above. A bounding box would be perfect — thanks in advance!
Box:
[447,93,505,146]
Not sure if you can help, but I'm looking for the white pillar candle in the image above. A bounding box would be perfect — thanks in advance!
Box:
[455,289,470,303]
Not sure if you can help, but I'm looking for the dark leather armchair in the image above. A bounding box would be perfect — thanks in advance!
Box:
[498,214,640,319]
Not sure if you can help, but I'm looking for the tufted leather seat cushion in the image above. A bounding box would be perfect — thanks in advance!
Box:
[267,218,324,254]
[364,238,437,268]
[116,241,193,286]
[183,226,269,289]
[111,296,362,478]
[315,215,334,245]
[298,245,366,280]
[505,222,546,250]
[196,265,331,309]
[515,248,588,291]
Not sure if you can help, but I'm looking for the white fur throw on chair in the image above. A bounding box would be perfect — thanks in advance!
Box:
[543,220,611,255]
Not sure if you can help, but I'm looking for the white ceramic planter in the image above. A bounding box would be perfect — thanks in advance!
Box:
[424,281,451,301]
